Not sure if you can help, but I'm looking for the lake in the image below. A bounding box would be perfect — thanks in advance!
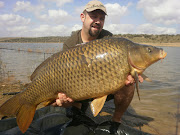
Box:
[0,42,179,135]
[0,42,62,83]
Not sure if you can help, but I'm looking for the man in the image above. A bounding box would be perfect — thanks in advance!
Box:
[53,0,143,124]
[0,1,145,134]
[62,1,112,51]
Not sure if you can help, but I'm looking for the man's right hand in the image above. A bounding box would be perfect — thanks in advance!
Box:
[52,93,74,107]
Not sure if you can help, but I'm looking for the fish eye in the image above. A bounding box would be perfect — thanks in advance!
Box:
[147,48,152,53]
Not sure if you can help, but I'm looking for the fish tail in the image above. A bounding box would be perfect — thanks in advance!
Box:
[0,93,23,116]
[0,93,36,133]
[16,103,36,133]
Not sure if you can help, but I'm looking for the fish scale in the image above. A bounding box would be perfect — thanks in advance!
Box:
[0,37,167,133]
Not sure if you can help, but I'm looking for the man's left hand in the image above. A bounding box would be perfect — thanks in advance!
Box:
[125,75,143,85]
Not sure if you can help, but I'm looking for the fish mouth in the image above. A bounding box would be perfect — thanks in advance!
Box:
[160,50,167,59]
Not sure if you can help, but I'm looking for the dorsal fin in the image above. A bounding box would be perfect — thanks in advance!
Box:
[30,42,87,81]
[30,43,86,81]
[30,51,62,81]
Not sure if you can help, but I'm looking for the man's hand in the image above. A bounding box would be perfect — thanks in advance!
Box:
[52,93,74,107]
[125,74,143,85]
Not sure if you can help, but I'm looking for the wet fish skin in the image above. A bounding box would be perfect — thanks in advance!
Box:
[0,37,167,133]
[30,38,130,101]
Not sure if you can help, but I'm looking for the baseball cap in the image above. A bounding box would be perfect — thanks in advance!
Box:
[84,0,107,15]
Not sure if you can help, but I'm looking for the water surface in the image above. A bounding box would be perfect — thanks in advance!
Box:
[0,42,62,82]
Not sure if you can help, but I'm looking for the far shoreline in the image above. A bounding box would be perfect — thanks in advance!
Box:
[1,34,180,47]
[0,41,180,47]
[139,42,180,47]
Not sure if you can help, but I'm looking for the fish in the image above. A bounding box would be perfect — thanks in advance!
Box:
[0,37,167,133]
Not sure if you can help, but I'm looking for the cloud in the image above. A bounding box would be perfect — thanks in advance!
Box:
[105,3,130,16]
[0,14,31,26]
[7,26,28,32]
[104,24,135,34]
[105,3,131,24]
[0,1,4,8]
[1,0,179,37]
[48,9,68,17]
[0,26,30,37]
[71,24,81,32]
[0,24,75,37]
[28,24,80,37]
[38,9,73,24]
[32,25,67,36]
[13,1,31,12]
[137,0,180,25]
[104,23,177,35]
[41,0,73,7]
[31,24,77,37]
[13,1,74,25]
[13,1,44,15]
[74,6,84,15]
[0,13,31,37]
[137,23,176,34]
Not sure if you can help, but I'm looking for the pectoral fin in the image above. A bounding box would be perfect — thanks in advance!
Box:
[43,99,56,106]
[141,74,152,82]
[90,95,107,117]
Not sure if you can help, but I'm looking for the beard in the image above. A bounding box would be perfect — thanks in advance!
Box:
[89,29,100,37]
[89,23,101,37]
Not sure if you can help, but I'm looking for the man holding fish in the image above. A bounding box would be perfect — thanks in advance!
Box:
[0,0,167,134]
[53,0,143,125]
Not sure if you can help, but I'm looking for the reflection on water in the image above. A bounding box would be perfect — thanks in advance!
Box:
[0,43,179,135]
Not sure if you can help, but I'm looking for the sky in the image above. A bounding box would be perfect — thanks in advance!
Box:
[0,0,180,37]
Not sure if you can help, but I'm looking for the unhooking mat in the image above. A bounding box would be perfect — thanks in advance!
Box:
[0,100,154,135]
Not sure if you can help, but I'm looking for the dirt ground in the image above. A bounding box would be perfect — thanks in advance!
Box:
[0,77,48,119]
[0,79,24,118]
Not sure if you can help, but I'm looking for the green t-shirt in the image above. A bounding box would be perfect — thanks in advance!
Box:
[63,29,113,51]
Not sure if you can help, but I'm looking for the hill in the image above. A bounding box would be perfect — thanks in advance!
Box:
[0,34,180,45]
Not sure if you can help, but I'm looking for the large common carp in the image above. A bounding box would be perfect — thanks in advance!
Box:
[0,37,167,133]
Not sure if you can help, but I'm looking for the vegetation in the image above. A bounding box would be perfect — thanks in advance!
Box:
[0,34,180,43]
[114,34,180,43]
[0,36,69,43]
